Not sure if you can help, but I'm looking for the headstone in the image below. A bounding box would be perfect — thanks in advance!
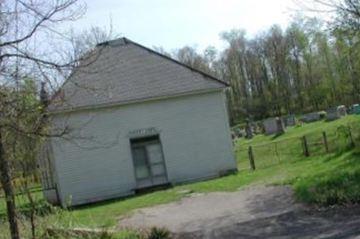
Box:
[326,107,340,121]
[326,105,347,121]
[337,105,347,116]
[302,112,320,123]
[351,104,360,114]
[263,117,285,135]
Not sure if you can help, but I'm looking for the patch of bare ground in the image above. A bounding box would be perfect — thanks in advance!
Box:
[118,186,359,238]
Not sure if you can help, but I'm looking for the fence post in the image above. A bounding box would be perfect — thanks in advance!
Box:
[248,146,256,170]
[302,136,310,157]
[348,126,355,148]
[322,131,329,153]
[274,142,280,162]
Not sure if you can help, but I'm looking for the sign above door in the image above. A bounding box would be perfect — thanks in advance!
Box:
[128,127,160,138]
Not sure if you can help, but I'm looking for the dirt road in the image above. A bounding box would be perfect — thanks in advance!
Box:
[118,186,360,238]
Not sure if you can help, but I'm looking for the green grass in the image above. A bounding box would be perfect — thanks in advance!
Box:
[290,150,360,205]
[236,115,360,169]
[1,115,360,237]
[236,115,359,147]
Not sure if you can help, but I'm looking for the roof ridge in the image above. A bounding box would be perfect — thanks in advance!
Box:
[97,37,229,87]
[50,37,228,112]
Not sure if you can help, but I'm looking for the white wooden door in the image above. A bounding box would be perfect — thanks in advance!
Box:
[131,137,168,188]
[146,143,168,185]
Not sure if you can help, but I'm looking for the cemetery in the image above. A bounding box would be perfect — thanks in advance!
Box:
[232,103,360,140]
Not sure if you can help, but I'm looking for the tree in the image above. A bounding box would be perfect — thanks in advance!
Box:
[174,16,359,125]
[174,45,213,74]
[220,30,250,123]
[1,79,45,239]
[69,24,119,60]
[296,0,360,33]
[0,1,86,238]
[317,0,360,32]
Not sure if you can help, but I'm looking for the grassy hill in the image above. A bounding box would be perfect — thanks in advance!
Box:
[234,115,360,205]
[1,115,360,237]
[236,115,360,169]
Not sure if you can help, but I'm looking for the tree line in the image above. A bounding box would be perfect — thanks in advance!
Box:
[173,16,360,126]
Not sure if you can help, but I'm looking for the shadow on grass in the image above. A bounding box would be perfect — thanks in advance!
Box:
[71,184,174,212]
[71,170,240,212]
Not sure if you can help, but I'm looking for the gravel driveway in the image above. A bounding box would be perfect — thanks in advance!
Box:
[118,186,360,238]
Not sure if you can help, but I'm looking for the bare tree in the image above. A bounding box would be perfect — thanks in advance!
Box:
[0,1,87,238]
[295,0,360,32]
[68,22,119,61]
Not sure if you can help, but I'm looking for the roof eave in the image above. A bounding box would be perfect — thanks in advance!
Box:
[49,87,225,115]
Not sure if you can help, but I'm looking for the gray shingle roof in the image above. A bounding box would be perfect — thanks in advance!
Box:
[51,37,227,111]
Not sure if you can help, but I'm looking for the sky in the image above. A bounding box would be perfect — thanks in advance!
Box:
[70,0,301,52]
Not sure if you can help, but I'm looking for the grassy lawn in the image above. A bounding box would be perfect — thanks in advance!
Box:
[1,115,360,237]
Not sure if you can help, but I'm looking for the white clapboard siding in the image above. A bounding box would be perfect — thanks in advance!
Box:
[50,90,236,206]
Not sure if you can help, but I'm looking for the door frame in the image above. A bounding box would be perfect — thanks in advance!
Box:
[130,134,169,189]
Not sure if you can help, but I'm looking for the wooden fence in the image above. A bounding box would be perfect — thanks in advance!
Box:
[0,174,41,198]
[237,123,360,171]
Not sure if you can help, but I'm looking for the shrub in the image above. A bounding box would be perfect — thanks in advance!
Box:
[294,170,360,205]
[146,227,171,239]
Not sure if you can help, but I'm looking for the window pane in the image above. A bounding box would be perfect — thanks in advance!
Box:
[151,164,165,176]
[133,147,150,179]
[147,144,163,164]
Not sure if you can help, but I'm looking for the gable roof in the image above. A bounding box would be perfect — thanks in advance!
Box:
[51,37,228,112]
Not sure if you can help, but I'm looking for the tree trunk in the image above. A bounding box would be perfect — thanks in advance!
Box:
[26,189,36,239]
[0,129,20,239]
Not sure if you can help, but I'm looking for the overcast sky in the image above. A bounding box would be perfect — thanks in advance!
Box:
[71,0,301,51]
